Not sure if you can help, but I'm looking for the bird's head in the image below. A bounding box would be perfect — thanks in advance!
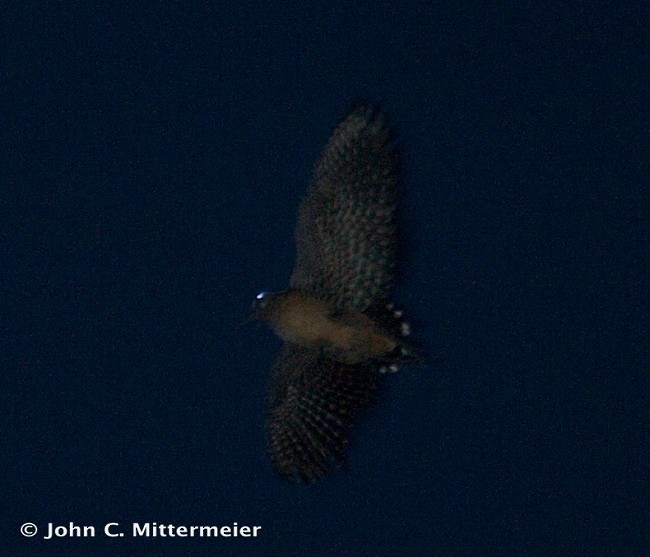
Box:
[250,291,287,323]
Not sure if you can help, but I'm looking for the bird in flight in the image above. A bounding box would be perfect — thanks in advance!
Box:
[254,103,420,481]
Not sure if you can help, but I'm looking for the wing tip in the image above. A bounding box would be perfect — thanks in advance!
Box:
[340,98,390,135]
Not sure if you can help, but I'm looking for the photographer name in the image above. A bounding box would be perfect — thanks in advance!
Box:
[39,521,261,539]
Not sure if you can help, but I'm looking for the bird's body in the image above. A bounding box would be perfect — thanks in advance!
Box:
[257,291,399,365]
[256,103,418,480]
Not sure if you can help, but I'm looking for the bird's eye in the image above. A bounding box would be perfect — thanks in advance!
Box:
[254,292,269,310]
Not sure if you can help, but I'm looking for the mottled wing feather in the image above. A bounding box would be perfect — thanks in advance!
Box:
[290,104,398,312]
[266,343,376,481]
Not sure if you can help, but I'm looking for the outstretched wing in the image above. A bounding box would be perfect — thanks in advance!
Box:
[266,343,376,481]
[290,104,399,312]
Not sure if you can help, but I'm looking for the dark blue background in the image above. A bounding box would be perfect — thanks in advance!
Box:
[4,2,645,556]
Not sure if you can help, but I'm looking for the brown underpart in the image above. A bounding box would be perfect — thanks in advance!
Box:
[260,291,399,365]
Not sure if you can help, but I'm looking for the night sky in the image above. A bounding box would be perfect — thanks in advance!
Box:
[4,2,645,556]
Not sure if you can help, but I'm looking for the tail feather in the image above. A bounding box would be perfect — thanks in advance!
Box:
[375,302,441,373]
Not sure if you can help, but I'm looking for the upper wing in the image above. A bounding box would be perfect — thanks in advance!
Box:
[266,343,376,481]
[290,104,399,312]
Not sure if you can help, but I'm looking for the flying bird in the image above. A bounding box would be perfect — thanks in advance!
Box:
[255,103,419,481]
